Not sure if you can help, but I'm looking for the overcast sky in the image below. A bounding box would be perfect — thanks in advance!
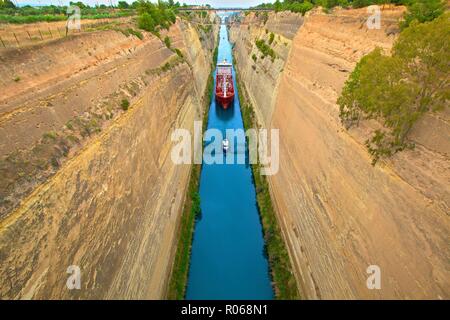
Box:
[14,0,275,8]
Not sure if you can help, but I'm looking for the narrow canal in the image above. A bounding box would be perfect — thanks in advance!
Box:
[186,17,274,299]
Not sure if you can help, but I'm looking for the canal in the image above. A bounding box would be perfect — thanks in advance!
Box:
[186,17,274,299]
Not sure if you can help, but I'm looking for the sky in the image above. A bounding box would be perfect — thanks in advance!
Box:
[14,0,275,8]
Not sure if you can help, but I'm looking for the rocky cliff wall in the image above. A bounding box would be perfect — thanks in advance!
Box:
[0,17,218,299]
[230,11,303,127]
[231,7,449,299]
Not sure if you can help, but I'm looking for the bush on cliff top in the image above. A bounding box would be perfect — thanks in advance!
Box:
[338,13,449,164]
[255,0,444,17]
[401,0,446,29]
[138,12,156,32]
[137,0,177,33]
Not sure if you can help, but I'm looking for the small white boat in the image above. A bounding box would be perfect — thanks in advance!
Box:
[222,138,229,152]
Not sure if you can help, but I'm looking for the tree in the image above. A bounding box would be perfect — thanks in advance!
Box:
[69,1,86,9]
[138,12,156,32]
[401,0,446,29]
[350,0,374,8]
[118,1,129,9]
[338,13,450,164]
[166,9,176,23]
[0,0,15,9]
[137,1,177,32]
[274,0,283,12]
[164,35,171,48]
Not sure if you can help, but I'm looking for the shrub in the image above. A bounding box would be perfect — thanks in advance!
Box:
[351,0,373,8]
[121,99,130,111]
[137,0,177,32]
[138,12,155,32]
[321,0,338,9]
[252,53,257,62]
[118,1,129,9]
[286,1,314,15]
[0,0,15,9]
[255,39,276,61]
[338,13,449,164]
[175,48,183,58]
[161,62,171,72]
[164,35,171,49]
[128,28,143,40]
[338,0,350,8]
[42,131,57,142]
[268,32,275,45]
[401,0,446,29]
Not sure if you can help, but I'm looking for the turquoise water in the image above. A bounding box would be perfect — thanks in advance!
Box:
[185,21,274,300]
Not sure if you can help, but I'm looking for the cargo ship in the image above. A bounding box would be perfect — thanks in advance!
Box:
[215,60,235,109]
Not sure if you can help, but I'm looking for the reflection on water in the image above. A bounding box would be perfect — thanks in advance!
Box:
[214,98,235,122]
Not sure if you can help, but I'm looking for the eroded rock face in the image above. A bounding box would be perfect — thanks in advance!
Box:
[0,17,219,299]
[231,7,449,299]
[230,11,303,127]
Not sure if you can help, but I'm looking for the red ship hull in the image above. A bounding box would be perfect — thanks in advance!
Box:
[215,61,235,109]
[216,93,234,109]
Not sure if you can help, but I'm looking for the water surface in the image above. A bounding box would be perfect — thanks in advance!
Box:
[185,20,274,300]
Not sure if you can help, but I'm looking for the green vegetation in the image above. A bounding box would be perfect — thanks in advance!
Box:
[167,39,219,300]
[212,46,219,70]
[164,35,171,49]
[161,62,171,72]
[175,48,184,58]
[234,66,300,300]
[338,12,449,164]
[255,39,276,61]
[268,32,275,45]
[252,53,258,62]
[117,1,130,9]
[198,24,212,34]
[80,118,101,137]
[145,55,184,76]
[167,162,202,300]
[255,0,314,15]
[127,28,143,40]
[0,0,15,9]
[13,76,20,82]
[0,3,135,24]
[401,0,446,29]
[137,0,177,34]
[42,131,58,142]
[254,0,444,17]
[253,0,448,165]
[138,13,156,33]
[120,99,130,111]
[116,27,144,40]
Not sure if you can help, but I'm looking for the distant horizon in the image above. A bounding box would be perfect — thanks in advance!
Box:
[12,0,275,9]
